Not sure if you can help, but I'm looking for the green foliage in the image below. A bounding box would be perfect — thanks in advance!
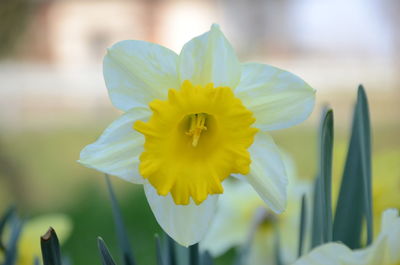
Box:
[273,232,282,265]
[189,244,202,265]
[0,206,15,252]
[40,228,62,265]
[2,214,22,265]
[308,85,372,253]
[155,235,165,265]
[105,175,135,265]
[319,110,334,243]
[98,237,117,265]
[333,85,373,248]
[311,109,334,247]
[297,195,307,257]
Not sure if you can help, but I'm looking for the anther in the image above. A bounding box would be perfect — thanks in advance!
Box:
[186,113,207,147]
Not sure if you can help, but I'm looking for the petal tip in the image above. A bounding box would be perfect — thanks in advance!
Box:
[272,199,287,214]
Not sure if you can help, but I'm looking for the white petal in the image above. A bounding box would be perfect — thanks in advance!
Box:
[381,209,400,262]
[179,24,241,88]
[201,211,246,256]
[293,243,357,265]
[380,208,399,233]
[357,209,400,264]
[243,132,288,213]
[104,40,180,111]
[235,63,315,131]
[201,181,254,256]
[79,108,150,183]
[144,183,218,247]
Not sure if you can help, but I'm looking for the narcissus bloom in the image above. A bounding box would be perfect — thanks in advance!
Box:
[292,209,400,265]
[79,24,315,246]
[201,154,311,265]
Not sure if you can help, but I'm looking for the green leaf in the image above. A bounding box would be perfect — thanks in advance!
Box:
[311,176,323,248]
[155,234,166,265]
[40,227,62,265]
[297,194,307,257]
[161,232,193,265]
[105,175,136,265]
[274,230,282,265]
[4,216,23,265]
[311,108,334,248]
[166,234,177,265]
[356,86,373,244]
[0,206,16,252]
[156,233,197,265]
[200,251,213,265]
[189,244,199,265]
[333,85,373,248]
[98,237,118,265]
[175,242,189,265]
[319,109,334,242]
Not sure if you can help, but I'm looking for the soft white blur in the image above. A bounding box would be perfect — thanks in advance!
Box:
[0,0,398,130]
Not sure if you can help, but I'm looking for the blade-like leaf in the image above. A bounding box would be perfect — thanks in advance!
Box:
[156,233,189,265]
[105,175,136,265]
[319,109,334,242]
[0,206,16,251]
[200,251,213,265]
[40,227,62,265]
[166,234,177,265]
[274,230,282,265]
[356,86,373,244]
[4,216,23,265]
[311,176,323,248]
[189,244,199,265]
[98,237,117,265]
[155,234,166,265]
[333,85,373,248]
[297,194,307,257]
[311,109,334,248]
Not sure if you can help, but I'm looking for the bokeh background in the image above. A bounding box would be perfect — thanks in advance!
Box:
[0,0,399,264]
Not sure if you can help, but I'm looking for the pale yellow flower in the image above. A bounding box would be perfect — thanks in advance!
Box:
[201,154,311,265]
[292,209,400,265]
[1,214,72,265]
[79,24,315,246]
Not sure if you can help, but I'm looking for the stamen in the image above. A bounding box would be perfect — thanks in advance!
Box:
[186,113,207,147]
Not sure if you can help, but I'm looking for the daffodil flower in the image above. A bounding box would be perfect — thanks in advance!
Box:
[292,209,400,265]
[79,24,315,246]
[201,153,311,265]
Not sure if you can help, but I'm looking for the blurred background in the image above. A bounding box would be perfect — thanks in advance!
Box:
[0,0,399,264]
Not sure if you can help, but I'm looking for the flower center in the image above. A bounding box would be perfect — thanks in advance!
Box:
[134,80,258,205]
[185,113,208,147]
